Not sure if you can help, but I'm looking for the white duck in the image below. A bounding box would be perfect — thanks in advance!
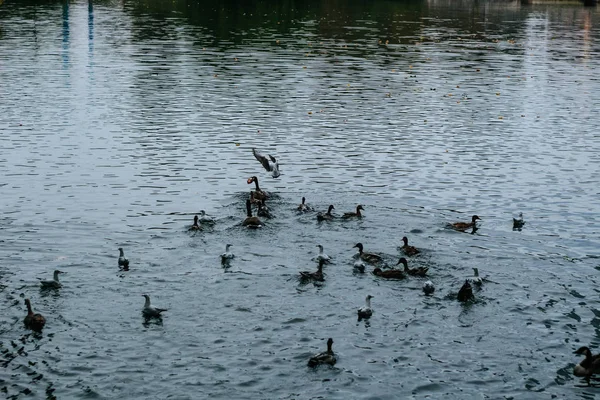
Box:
[315,244,332,264]
[40,270,64,289]
[221,244,234,265]
[357,295,373,320]
[118,248,129,269]
[142,294,167,318]
[252,148,280,178]
[423,280,435,295]
[469,268,483,286]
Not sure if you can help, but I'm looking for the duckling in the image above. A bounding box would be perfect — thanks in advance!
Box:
[573,346,600,378]
[469,268,483,286]
[142,294,167,318]
[315,244,331,264]
[39,270,64,289]
[198,210,216,224]
[189,215,202,231]
[220,244,234,265]
[451,215,481,232]
[423,280,435,295]
[373,267,406,280]
[397,257,428,277]
[247,176,269,201]
[307,338,336,367]
[118,247,129,270]
[23,298,46,332]
[299,259,325,283]
[316,205,335,221]
[457,280,474,302]
[342,204,364,219]
[400,236,420,256]
[297,197,311,212]
[252,148,280,178]
[513,212,525,231]
[242,199,262,228]
[353,259,366,273]
[357,295,373,321]
[353,243,383,265]
[257,200,273,219]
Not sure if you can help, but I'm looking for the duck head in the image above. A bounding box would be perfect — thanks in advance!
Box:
[472,215,481,222]
[357,205,364,211]
[396,258,408,269]
[575,346,592,357]
[373,267,382,275]
[401,236,408,245]
[353,243,364,252]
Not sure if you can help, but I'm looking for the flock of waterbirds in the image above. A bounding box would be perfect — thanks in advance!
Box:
[20,148,598,379]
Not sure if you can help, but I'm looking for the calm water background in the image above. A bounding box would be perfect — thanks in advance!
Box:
[1,0,600,398]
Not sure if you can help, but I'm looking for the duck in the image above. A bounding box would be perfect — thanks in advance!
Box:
[307,338,336,367]
[23,298,46,332]
[451,215,481,232]
[198,210,216,224]
[299,259,325,283]
[189,215,202,231]
[257,200,273,219]
[373,267,406,280]
[242,199,262,228]
[118,247,129,270]
[423,280,435,295]
[39,270,64,289]
[457,280,474,302]
[297,197,311,212]
[342,205,364,219]
[142,294,167,318]
[252,148,280,178]
[400,236,420,256]
[353,259,366,273]
[316,205,335,221]
[247,176,269,201]
[357,295,373,321]
[353,243,383,265]
[469,268,482,286]
[513,212,525,231]
[315,244,331,264]
[397,257,428,277]
[573,346,600,378]
[220,244,234,265]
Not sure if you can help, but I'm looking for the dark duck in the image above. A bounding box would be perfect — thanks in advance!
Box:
[189,215,201,231]
[397,257,428,277]
[457,280,474,302]
[308,338,336,367]
[299,259,325,283]
[372,267,406,280]
[574,346,600,380]
[242,199,262,228]
[353,243,383,265]
[342,205,364,219]
[24,298,46,332]
[118,247,130,270]
[247,176,268,202]
[400,236,420,256]
[451,215,480,232]
[297,197,311,212]
[317,205,335,221]
[513,212,525,231]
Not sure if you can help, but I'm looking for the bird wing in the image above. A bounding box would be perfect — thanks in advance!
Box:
[252,148,273,172]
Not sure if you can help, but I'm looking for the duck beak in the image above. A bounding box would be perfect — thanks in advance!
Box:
[247,178,253,184]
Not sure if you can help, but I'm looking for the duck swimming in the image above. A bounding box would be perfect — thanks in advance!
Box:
[451,215,481,232]
[342,205,364,219]
[242,199,262,228]
[297,197,311,212]
[316,244,331,264]
[221,244,234,265]
[198,210,216,224]
[373,267,406,280]
[40,270,64,289]
[299,259,325,283]
[353,243,383,265]
[118,248,129,270]
[573,346,600,379]
[397,258,428,277]
[513,212,525,231]
[353,259,366,273]
[189,215,202,231]
[457,280,474,302]
[23,298,45,332]
[316,205,335,221]
[469,268,482,286]
[308,338,336,367]
[423,280,435,295]
[247,176,269,201]
[252,148,280,178]
[142,294,167,318]
[400,236,420,256]
[357,295,373,321]
[257,200,273,219]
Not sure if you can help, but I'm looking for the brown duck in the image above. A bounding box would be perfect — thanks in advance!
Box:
[574,346,600,379]
[353,243,383,265]
[373,267,406,280]
[451,215,480,232]
[397,257,428,277]
[247,176,268,201]
[299,259,325,283]
[242,199,262,228]
[24,298,46,332]
[189,215,201,231]
[400,236,420,256]
[342,205,364,219]
[317,205,335,221]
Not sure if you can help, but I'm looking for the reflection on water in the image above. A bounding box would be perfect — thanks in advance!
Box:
[1,0,600,398]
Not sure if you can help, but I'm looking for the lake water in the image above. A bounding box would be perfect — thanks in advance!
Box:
[1,0,600,398]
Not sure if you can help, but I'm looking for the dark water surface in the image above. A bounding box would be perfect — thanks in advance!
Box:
[1,0,600,398]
